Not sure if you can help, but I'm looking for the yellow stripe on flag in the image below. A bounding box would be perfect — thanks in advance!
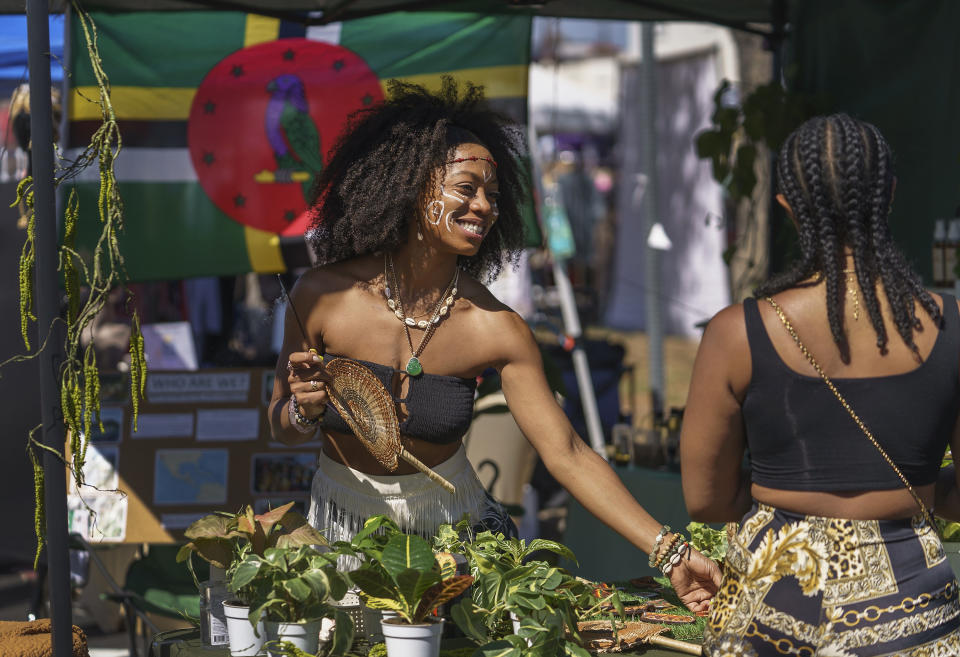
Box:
[382,65,528,99]
[244,15,281,46]
[69,87,195,121]
[243,14,285,270]
[244,226,286,273]
[70,66,526,122]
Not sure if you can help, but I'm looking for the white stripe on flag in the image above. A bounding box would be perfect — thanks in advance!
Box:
[305,22,342,44]
[64,148,196,183]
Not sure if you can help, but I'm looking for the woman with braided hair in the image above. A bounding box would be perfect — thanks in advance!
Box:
[269,78,721,611]
[681,113,960,655]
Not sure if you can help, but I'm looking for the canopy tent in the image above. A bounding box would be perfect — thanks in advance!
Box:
[0,14,62,95]
[2,1,776,32]
[11,3,784,656]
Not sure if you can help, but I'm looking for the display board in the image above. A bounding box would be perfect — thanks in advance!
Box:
[67,368,320,543]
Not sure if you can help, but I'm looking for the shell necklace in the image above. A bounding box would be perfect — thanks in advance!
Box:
[384,252,459,376]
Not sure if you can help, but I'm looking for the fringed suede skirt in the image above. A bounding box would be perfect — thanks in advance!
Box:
[705,502,960,657]
[307,445,516,551]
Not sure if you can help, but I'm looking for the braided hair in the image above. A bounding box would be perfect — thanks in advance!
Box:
[307,77,528,283]
[756,114,941,360]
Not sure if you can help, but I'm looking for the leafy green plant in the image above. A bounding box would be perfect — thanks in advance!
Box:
[348,533,473,625]
[686,522,728,563]
[229,544,354,656]
[175,501,329,600]
[447,529,619,657]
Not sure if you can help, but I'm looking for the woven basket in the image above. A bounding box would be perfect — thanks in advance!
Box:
[325,358,402,471]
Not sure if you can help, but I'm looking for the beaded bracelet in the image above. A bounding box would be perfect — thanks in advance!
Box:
[653,533,683,570]
[661,541,690,576]
[648,525,671,567]
[289,395,322,433]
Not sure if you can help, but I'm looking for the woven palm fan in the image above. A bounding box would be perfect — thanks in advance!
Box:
[323,357,456,494]
[578,620,702,656]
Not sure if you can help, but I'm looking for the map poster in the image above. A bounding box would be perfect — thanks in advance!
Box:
[154,449,229,505]
[251,453,316,495]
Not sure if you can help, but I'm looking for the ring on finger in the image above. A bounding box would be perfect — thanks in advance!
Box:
[287,360,294,372]
[310,380,320,392]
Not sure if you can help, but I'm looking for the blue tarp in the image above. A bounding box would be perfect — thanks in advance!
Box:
[0,14,64,96]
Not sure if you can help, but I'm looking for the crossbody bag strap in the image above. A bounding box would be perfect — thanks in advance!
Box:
[764,296,937,529]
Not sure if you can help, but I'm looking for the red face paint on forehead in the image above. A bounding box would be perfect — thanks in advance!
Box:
[446,155,498,167]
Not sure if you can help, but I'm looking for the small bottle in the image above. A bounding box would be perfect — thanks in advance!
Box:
[933,219,948,287]
[946,219,960,287]
[611,417,635,468]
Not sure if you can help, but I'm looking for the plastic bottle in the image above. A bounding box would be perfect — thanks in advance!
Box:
[946,219,960,287]
[933,219,948,287]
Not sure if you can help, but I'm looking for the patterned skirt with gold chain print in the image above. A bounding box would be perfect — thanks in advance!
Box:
[704,502,960,657]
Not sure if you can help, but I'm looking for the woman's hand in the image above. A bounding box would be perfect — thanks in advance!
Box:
[286,350,332,419]
[666,547,722,613]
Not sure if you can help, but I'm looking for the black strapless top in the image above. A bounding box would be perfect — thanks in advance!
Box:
[742,295,960,490]
[320,353,477,444]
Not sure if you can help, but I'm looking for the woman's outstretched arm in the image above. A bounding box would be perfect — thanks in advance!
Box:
[495,311,721,611]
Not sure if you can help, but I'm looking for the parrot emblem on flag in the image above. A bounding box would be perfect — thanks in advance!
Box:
[259,73,325,201]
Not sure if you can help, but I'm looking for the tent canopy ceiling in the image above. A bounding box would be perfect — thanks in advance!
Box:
[3,1,775,33]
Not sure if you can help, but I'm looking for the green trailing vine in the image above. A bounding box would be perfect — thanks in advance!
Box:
[11,3,147,566]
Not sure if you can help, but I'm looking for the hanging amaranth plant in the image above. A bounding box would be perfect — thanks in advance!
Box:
[8,3,147,566]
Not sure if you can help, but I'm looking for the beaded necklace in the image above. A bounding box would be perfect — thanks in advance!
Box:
[384,252,459,376]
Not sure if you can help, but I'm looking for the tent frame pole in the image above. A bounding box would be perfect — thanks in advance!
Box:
[27,1,72,654]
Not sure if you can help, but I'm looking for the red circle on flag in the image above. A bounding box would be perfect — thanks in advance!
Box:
[188,39,383,234]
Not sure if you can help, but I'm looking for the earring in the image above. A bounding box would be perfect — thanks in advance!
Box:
[417,227,424,241]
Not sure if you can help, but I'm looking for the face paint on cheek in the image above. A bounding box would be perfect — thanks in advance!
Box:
[425,200,444,226]
[490,200,499,224]
[441,186,467,233]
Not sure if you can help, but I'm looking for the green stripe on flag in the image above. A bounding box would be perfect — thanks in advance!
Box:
[72,182,252,281]
[341,13,530,79]
[72,12,248,88]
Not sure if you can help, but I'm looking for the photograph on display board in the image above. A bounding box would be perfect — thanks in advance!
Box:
[67,493,128,542]
[77,444,119,491]
[254,498,308,516]
[99,372,129,404]
[154,448,229,505]
[251,453,316,495]
[89,406,124,443]
[261,370,275,407]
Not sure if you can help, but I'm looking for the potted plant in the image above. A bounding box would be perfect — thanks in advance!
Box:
[176,502,332,656]
[348,532,473,657]
[230,544,354,657]
[443,527,619,657]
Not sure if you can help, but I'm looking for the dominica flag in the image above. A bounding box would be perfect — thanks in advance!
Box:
[67,11,534,281]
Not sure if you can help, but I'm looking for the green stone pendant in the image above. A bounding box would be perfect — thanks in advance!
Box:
[405,357,423,376]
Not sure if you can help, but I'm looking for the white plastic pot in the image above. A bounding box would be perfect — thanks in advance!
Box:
[222,601,265,656]
[381,617,444,657]
[264,618,324,657]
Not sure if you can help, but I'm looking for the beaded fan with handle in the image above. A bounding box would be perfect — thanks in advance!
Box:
[324,357,456,494]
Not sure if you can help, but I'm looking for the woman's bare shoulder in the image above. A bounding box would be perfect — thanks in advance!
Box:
[703,302,749,347]
[293,255,380,299]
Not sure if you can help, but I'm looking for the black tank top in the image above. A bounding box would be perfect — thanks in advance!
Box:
[742,295,960,490]
[319,354,477,445]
